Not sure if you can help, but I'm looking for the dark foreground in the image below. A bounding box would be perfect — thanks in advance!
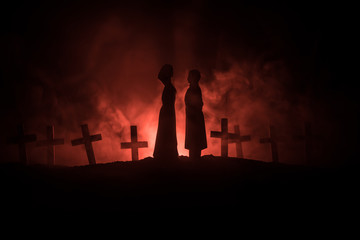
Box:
[0,156,358,218]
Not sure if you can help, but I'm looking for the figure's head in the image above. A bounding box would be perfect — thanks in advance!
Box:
[158,64,173,84]
[188,69,201,85]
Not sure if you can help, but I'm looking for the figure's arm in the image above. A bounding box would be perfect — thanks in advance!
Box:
[186,90,203,109]
[185,90,190,107]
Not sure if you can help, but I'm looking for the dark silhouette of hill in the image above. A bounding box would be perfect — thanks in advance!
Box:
[1,156,357,217]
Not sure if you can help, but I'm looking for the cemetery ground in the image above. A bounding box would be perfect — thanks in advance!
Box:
[1,155,357,217]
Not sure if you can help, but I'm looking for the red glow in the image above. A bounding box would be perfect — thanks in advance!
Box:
[4,12,312,166]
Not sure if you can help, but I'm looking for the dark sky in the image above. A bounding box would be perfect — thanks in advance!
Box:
[1,0,354,97]
[0,0,357,165]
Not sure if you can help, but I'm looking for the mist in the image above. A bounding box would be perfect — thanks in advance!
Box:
[1,0,355,166]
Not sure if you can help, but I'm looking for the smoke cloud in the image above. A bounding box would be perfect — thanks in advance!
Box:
[1,1,355,166]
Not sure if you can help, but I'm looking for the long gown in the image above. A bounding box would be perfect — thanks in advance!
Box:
[153,83,178,159]
[185,84,207,151]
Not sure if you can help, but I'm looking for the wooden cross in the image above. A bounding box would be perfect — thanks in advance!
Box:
[71,124,102,165]
[229,125,251,158]
[293,122,313,164]
[36,125,64,167]
[210,118,238,157]
[259,125,279,163]
[121,125,148,161]
[7,124,37,164]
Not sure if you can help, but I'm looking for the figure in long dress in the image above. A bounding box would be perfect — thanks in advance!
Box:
[153,64,179,160]
[185,69,207,160]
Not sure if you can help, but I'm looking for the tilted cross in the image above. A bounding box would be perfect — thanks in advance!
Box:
[7,124,37,164]
[71,124,102,165]
[229,125,251,158]
[259,125,279,163]
[121,125,148,161]
[210,118,239,157]
[36,125,64,166]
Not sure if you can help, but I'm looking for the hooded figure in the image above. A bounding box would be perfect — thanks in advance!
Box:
[153,64,179,160]
[185,69,207,160]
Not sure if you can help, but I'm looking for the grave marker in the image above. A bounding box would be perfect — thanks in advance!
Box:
[210,118,239,157]
[7,124,37,164]
[36,125,64,166]
[294,122,314,164]
[71,124,102,165]
[229,125,251,158]
[259,125,279,163]
[121,125,148,161]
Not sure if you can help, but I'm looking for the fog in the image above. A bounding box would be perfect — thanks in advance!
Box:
[1,1,355,166]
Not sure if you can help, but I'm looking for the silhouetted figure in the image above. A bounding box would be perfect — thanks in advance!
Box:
[185,69,207,160]
[153,64,178,160]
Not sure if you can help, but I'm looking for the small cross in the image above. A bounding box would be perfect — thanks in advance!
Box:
[121,125,148,161]
[7,124,37,164]
[259,125,279,163]
[71,124,102,165]
[229,125,251,158]
[36,125,64,166]
[293,122,314,165]
[210,118,238,157]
